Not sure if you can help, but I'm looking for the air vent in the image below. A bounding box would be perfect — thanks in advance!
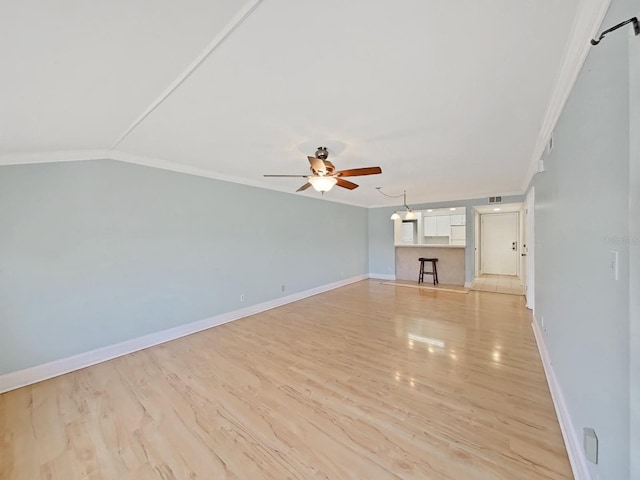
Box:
[488,196,503,204]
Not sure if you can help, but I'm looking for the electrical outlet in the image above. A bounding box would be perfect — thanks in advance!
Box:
[541,315,544,328]
[281,285,285,292]
[240,294,245,302]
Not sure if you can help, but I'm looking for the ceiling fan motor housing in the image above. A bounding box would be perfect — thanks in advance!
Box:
[315,146,329,160]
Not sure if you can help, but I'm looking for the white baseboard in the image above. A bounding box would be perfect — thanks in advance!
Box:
[464,281,473,288]
[0,274,368,394]
[531,317,592,480]
[369,273,396,280]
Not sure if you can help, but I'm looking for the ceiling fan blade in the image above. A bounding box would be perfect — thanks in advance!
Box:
[308,156,327,175]
[335,167,382,177]
[263,174,308,177]
[296,182,312,192]
[336,178,359,190]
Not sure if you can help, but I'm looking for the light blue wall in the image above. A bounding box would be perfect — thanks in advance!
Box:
[528,0,633,477]
[0,159,369,374]
[368,195,523,282]
[629,2,639,476]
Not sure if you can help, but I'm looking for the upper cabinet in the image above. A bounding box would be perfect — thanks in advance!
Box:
[424,215,451,236]
[450,214,466,226]
[394,207,466,246]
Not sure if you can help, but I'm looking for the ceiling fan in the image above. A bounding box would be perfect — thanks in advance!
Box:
[264,147,382,193]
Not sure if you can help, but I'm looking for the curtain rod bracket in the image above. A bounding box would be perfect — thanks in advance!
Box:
[591,17,639,45]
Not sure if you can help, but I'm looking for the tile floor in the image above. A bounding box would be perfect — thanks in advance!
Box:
[471,274,525,295]
[382,280,470,294]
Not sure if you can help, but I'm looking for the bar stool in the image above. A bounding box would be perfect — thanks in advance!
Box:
[418,258,439,285]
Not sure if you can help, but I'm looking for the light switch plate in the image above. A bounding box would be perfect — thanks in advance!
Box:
[584,427,598,464]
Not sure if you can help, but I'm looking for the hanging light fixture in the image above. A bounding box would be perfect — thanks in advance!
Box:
[308,176,337,192]
[377,188,416,220]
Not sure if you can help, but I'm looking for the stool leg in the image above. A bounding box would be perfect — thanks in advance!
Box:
[433,261,438,285]
[418,260,424,283]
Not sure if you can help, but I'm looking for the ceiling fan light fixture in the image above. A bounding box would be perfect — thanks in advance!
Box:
[308,175,337,192]
[405,210,417,220]
[390,212,401,220]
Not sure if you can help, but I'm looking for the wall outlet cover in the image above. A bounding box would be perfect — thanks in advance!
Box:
[583,427,598,464]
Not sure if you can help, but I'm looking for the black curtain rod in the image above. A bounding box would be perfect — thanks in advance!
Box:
[591,17,639,45]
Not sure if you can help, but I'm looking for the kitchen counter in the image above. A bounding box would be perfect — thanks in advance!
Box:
[395,245,466,285]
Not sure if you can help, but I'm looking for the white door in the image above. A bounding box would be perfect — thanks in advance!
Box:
[481,213,519,275]
[520,205,527,294]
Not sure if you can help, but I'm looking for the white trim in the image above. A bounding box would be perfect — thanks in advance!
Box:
[521,0,611,192]
[0,151,370,208]
[531,317,592,480]
[525,187,535,310]
[0,274,367,394]
[108,150,369,207]
[0,148,521,209]
[366,189,524,209]
[464,281,473,288]
[369,273,396,281]
[0,150,109,165]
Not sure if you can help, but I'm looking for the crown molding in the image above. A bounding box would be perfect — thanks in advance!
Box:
[521,0,612,192]
[0,149,109,165]
[0,147,524,209]
[109,150,369,208]
[367,189,524,209]
[0,148,368,207]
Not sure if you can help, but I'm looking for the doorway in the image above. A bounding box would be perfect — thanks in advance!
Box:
[481,212,519,275]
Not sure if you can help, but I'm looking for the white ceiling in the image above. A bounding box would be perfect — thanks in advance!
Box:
[0,0,609,207]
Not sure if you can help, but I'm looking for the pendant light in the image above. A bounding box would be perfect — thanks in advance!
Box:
[379,189,415,220]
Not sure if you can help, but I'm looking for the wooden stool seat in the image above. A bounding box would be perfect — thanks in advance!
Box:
[418,257,439,285]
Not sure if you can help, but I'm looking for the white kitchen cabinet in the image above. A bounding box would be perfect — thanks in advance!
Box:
[401,221,415,243]
[450,225,466,245]
[424,215,450,236]
[450,214,466,226]
[423,216,438,236]
[436,215,451,235]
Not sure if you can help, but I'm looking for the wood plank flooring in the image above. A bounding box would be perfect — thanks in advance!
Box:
[0,280,571,479]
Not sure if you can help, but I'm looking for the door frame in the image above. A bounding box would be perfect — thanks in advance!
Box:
[525,187,535,310]
[520,203,527,297]
[474,210,481,278]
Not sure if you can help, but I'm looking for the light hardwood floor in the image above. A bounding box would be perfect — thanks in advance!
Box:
[0,280,571,479]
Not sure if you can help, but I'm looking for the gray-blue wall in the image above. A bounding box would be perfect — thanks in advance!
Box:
[0,159,369,374]
[528,0,634,477]
[628,1,639,476]
[368,195,523,283]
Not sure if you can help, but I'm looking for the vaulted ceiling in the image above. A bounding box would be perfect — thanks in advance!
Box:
[0,0,610,206]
